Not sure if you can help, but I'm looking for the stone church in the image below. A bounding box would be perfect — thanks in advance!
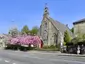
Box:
[38,5,72,46]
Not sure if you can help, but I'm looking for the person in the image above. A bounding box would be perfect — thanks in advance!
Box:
[80,44,84,54]
[77,45,80,55]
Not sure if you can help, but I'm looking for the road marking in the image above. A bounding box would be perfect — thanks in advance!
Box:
[0,58,2,61]
[12,63,16,64]
[4,60,9,63]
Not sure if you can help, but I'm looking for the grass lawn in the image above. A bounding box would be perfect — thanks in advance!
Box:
[34,45,60,51]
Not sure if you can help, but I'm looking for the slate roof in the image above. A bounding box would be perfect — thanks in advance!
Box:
[47,17,73,36]
[73,18,85,25]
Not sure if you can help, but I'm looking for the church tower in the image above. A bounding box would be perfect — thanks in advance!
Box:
[43,3,49,18]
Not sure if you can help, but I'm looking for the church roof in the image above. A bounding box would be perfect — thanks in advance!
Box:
[47,17,73,36]
[73,18,85,25]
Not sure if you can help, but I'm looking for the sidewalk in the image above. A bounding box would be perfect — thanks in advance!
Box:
[58,53,85,57]
[27,50,61,54]
[28,50,85,57]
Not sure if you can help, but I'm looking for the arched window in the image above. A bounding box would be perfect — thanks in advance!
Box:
[45,22,47,28]
[53,33,58,45]
[43,30,48,40]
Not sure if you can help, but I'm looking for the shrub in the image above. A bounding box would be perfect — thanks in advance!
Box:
[41,45,60,51]
[63,42,66,46]
[64,30,71,44]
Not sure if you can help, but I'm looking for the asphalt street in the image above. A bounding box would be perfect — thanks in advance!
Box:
[0,50,85,64]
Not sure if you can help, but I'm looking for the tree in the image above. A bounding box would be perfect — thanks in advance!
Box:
[8,27,19,37]
[82,34,85,40]
[21,25,29,35]
[30,26,39,35]
[64,30,71,43]
[70,34,85,45]
[71,37,80,44]
[70,27,74,33]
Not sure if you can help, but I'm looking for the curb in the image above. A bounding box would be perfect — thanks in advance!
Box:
[29,50,60,53]
[58,54,85,57]
[27,50,61,54]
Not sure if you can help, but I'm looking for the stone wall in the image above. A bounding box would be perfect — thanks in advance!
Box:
[74,23,85,35]
[40,18,49,46]
[40,17,59,46]
[48,21,58,46]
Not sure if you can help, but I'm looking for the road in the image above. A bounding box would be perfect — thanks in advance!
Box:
[0,50,85,64]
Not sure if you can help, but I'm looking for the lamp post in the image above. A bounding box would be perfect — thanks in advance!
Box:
[58,30,64,52]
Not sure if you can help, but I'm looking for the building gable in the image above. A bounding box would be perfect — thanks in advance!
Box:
[38,4,73,46]
[73,18,85,35]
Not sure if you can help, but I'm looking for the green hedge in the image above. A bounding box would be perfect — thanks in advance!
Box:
[34,45,60,51]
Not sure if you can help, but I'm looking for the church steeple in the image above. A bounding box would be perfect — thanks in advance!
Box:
[43,3,49,17]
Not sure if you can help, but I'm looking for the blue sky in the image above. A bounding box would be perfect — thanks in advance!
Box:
[0,0,85,34]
